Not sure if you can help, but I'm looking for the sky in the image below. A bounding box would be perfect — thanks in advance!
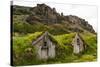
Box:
[12,0,98,32]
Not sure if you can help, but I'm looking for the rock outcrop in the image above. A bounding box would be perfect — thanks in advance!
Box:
[26,4,63,24]
[12,4,95,33]
[65,15,95,33]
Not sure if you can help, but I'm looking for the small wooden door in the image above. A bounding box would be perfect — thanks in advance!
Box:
[41,48,48,59]
[41,42,48,59]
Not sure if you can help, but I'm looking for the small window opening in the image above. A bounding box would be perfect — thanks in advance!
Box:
[77,38,80,45]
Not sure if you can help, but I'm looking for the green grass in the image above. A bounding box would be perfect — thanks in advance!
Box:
[12,32,97,65]
[13,15,69,34]
[80,32,97,54]
[12,7,97,66]
[13,32,43,65]
[54,33,76,46]
[79,55,96,62]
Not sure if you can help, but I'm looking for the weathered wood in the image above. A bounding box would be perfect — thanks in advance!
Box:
[72,33,85,54]
[32,31,56,59]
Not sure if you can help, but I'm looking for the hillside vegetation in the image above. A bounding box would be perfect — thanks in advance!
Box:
[12,4,96,34]
[12,32,97,65]
[12,4,97,66]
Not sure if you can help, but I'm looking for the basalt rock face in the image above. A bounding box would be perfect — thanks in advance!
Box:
[12,4,95,33]
[26,4,63,24]
[65,15,95,33]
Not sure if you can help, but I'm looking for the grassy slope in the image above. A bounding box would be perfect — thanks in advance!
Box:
[12,13,97,65]
[13,32,43,65]
[12,6,97,65]
[13,31,97,65]
[13,15,72,34]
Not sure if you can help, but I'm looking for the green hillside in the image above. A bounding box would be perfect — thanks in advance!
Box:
[12,32,97,65]
[13,15,70,35]
[12,4,97,66]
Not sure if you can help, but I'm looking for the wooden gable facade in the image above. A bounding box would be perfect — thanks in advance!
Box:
[32,31,56,59]
[72,33,86,54]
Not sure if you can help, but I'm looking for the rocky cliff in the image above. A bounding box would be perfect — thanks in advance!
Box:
[12,4,95,34]
[26,4,62,24]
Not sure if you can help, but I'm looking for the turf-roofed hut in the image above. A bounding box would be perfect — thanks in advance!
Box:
[72,33,86,54]
[32,31,58,59]
[57,32,87,54]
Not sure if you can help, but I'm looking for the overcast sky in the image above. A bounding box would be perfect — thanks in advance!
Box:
[13,0,98,32]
